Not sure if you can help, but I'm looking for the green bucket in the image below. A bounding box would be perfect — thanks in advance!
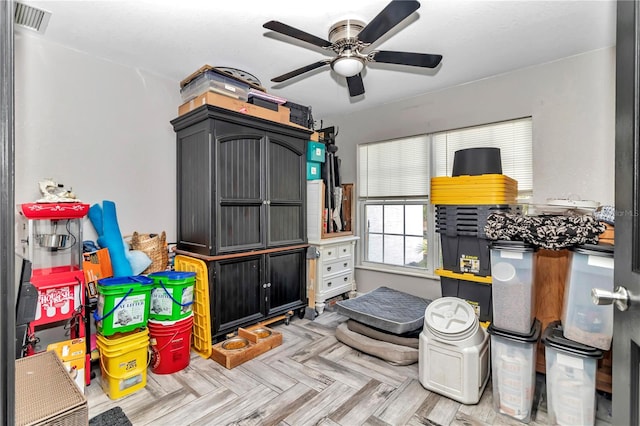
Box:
[148,271,196,321]
[94,276,154,336]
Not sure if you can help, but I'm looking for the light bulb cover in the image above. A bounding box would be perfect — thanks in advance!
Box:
[331,56,365,77]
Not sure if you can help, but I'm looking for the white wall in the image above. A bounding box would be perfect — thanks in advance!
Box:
[15,33,182,243]
[322,47,616,298]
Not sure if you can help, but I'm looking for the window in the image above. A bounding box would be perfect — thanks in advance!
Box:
[358,117,533,275]
[358,136,431,274]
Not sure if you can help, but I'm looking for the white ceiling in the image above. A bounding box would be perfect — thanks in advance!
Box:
[17,0,617,119]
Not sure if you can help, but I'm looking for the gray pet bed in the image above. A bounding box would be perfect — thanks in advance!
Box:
[335,323,418,366]
[336,286,431,334]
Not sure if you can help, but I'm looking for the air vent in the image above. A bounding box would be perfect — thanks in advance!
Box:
[14,2,51,34]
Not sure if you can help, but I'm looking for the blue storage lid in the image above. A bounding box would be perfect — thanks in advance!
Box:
[97,275,154,286]
[542,320,604,359]
[148,271,196,280]
[487,319,541,343]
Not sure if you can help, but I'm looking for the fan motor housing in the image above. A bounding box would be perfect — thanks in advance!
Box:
[329,19,365,44]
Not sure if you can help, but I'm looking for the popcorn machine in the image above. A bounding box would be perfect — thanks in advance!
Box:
[17,202,89,354]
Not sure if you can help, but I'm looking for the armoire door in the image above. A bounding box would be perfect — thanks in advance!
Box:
[215,121,265,253]
[211,254,264,336]
[265,247,306,317]
[266,132,306,248]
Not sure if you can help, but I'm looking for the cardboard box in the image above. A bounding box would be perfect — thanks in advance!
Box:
[178,91,291,124]
[47,338,86,392]
[82,248,113,300]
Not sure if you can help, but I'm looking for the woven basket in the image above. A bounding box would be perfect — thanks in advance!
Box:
[131,231,168,274]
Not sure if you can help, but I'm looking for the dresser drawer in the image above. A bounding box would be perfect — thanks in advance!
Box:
[322,257,353,276]
[320,271,352,293]
[337,243,353,258]
[321,245,340,261]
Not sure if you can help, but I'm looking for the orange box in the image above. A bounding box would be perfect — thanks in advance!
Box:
[178,91,293,124]
[82,248,113,299]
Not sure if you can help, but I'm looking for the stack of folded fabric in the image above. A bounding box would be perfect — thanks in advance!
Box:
[335,286,431,365]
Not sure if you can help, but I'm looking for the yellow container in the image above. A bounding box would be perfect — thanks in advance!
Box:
[47,338,86,393]
[431,175,518,205]
[96,328,149,400]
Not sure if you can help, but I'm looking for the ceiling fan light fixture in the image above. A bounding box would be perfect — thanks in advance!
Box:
[332,56,365,78]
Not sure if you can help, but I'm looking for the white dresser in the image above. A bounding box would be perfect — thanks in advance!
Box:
[309,235,359,312]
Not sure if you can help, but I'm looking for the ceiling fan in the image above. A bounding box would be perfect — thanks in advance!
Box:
[263,0,442,97]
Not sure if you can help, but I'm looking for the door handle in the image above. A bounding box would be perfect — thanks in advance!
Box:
[592,286,630,311]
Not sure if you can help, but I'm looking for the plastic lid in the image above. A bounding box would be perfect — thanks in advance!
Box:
[572,244,614,257]
[148,271,196,280]
[488,319,541,343]
[541,320,604,359]
[490,240,535,252]
[97,275,154,286]
[492,262,517,282]
[424,297,479,341]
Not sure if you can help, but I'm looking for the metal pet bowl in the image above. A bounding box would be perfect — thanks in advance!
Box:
[252,328,273,339]
[221,336,250,351]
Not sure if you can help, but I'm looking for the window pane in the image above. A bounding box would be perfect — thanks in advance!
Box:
[384,235,404,265]
[384,205,404,234]
[367,234,383,263]
[405,236,427,267]
[366,205,383,233]
[405,205,426,236]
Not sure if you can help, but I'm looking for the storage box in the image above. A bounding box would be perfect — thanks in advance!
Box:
[562,244,614,350]
[307,161,321,180]
[543,321,603,426]
[284,101,313,128]
[247,96,279,111]
[436,269,492,321]
[178,91,290,124]
[435,204,520,237]
[83,248,113,301]
[430,174,518,205]
[490,241,536,334]
[488,320,541,423]
[440,234,492,277]
[180,69,250,102]
[307,141,326,163]
[47,338,86,393]
[15,351,88,426]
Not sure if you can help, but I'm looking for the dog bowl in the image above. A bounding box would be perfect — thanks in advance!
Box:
[252,328,272,339]
[221,336,249,351]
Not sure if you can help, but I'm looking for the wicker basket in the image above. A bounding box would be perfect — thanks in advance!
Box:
[131,231,168,274]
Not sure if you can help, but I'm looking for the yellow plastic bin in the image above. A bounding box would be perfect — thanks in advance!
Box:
[96,328,149,400]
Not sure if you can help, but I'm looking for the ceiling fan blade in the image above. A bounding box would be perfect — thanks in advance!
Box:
[271,60,331,83]
[357,0,421,45]
[263,20,332,49]
[371,50,442,68]
[346,74,365,97]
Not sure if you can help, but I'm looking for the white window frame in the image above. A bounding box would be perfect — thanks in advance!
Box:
[357,117,533,277]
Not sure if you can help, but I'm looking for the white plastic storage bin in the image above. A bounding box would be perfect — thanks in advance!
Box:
[562,244,614,350]
[418,297,490,404]
[543,321,603,426]
[487,319,541,423]
[180,70,250,102]
[490,241,536,334]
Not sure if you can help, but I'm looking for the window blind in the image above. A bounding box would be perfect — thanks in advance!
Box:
[433,117,533,195]
[359,135,429,198]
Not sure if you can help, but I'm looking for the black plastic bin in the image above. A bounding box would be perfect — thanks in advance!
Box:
[437,269,492,322]
[452,147,502,176]
[440,234,492,277]
[284,101,313,128]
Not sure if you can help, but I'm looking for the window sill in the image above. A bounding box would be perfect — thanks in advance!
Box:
[355,264,439,281]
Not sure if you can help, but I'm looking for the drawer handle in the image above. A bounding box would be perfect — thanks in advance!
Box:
[328,251,332,255]
[343,277,348,282]
[343,248,347,253]
[328,282,332,287]
[327,266,332,272]
[344,263,348,267]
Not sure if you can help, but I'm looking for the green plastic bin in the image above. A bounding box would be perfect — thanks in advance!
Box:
[148,271,196,321]
[94,276,154,336]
